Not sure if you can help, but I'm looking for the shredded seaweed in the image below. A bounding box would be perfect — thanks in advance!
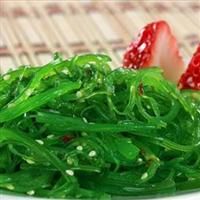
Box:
[0,53,199,199]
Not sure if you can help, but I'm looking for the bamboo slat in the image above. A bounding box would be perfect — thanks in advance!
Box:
[0,0,199,73]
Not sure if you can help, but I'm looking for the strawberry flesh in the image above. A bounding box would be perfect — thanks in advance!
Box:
[179,44,200,90]
[123,20,185,83]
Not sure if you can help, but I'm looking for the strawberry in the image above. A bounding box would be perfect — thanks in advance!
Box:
[179,44,200,90]
[123,20,185,83]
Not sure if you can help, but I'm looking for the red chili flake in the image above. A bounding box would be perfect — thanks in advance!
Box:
[138,83,144,95]
[62,135,73,143]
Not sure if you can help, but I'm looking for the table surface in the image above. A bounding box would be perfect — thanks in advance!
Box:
[0,0,200,73]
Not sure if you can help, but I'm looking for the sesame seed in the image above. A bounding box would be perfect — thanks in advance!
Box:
[47,134,54,139]
[35,139,44,145]
[141,172,148,180]
[62,69,69,74]
[97,78,102,84]
[66,169,74,176]
[81,132,88,136]
[27,190,35,196]
[188,177,195,181]
[3,74,10,80]
[6,184,15,190]
[97,56,103,61]
[7,103,14,108]
[177,172,182,176]
[147,105,151,109]
[26,159,35,164]
[82,117,88,123]
[89,150,96,157]
[137,158,143,163]
[25,89,32,96]
[155,157,160,162]
[76,91,83,98]
[88,61,96,64]
[76,145,83,151]
[67,157,73,165]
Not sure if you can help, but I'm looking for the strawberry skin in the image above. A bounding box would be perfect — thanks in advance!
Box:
[179,44,200,90]
[123,20,185,83]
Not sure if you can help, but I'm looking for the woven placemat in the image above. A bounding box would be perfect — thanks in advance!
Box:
[0,0,199,73]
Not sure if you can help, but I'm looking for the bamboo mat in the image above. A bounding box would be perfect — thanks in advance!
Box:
[0,0,200,74]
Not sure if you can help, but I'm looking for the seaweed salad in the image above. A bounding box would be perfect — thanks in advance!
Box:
[0,53,200,199]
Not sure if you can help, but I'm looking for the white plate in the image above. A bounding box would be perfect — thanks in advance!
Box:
[1,191,200,200]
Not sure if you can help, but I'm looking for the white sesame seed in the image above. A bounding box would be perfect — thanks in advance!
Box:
[6,184,15,190]
[89,150,96,157]
[26,159,35,164]
[88,61,96,65]
[3,74,10,80]
[82,117,88,123]
[25,89,32,96]
[76,91,83,98]
[67,157,73,165]
[188,177,195,181]
[155,157,160,162]
[76,145,83,151]
[62,69,69,75]
[97,56,103,61]
[27,190,35,196]
[141,172,148,180]
[97,78,102,84]
[177,172,182,176]
[66,169,74,176]
[137,158,143,163]
[47,134,54,139]
[84,64,90,68]
[81,132,88,136]
[147,105,151,109]
[35,139,44,145]
[7,103,14,108]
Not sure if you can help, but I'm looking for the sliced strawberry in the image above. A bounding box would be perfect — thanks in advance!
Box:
[123,20,185,83]
[179,44,200,90]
